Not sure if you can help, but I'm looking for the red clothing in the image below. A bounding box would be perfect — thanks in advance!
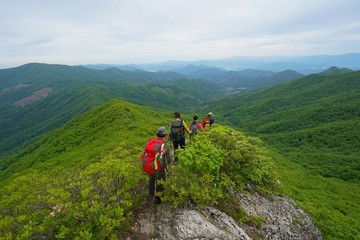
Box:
[189,122,204,132]
[202,117,214,128]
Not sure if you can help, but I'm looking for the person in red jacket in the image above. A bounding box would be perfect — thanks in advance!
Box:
[146,126,171,204]
[202,112,215,129]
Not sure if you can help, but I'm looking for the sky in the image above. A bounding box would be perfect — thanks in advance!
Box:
[1,0,360,68]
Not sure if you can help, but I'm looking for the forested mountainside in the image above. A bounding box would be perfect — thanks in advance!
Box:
[206,70,360,239]
[0,99,284,239]
[0,63,225,155]
[209,70,360,182]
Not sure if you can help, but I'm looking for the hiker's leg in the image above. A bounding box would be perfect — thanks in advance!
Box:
[149,174,156,197]
[155,168,166,204]
[156,168,166,194]
[173,140,179,151]
[173,140,179,163]
[179,136,186,149]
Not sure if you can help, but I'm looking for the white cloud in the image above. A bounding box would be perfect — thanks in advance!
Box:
[0,0,360,68]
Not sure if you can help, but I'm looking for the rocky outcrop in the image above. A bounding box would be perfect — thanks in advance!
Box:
[133,205,250,240]
[237,192,322,239]
[132,192,322,240]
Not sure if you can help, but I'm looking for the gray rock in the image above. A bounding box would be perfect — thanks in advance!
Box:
[237,192,322,240]
[133,205,250,240]
[132,192,322,240]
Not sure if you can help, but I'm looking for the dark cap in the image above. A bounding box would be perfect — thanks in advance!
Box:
[173,112,180,118]
[157,126,167,137]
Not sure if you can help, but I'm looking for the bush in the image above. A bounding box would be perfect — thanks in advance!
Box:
[162,125,280,209]
[0,155,145,239]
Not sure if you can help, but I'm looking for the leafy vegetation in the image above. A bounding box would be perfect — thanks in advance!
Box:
[163,125,280,221]
[206,70,360,239]
[0,99,175,238]
[0,99,279,238]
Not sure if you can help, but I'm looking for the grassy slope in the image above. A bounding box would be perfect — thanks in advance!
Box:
[271,149,360,240]
[206,71,360,239]
[209,71,360,181]
[0,99,179,238]
[0,99,173,183]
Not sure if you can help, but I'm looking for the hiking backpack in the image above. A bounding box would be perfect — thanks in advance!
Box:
[170,120,183,141]
[190,121,199,135]
[141,138,164,175]
[203,117,210,127]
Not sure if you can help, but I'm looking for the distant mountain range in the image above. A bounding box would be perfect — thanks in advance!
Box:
[85,64,305,93]
[84,53,360,74]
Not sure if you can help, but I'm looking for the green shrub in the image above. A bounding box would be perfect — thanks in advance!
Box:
[0,155,145,239]
[163,125,280,209]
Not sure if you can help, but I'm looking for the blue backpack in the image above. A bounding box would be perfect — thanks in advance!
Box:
[190,121,199,135]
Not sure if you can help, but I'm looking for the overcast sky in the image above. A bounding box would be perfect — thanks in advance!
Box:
[1,0,359,68]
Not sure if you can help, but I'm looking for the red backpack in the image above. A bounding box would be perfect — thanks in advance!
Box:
[141,138,164,175]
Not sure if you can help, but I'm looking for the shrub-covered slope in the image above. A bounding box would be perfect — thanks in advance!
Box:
[206,70,360,239]
[0,99,279,239]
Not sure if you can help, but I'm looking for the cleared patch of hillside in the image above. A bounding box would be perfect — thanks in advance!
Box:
[0,83,31,95]
[14,87,52,107]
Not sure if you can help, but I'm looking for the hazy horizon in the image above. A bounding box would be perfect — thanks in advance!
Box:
[1,0,360,68]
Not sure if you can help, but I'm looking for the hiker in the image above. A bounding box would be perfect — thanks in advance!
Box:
[169,112,191,161]
[141,126,171,204]
[202,112,215,129]
[189,115,204,138]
